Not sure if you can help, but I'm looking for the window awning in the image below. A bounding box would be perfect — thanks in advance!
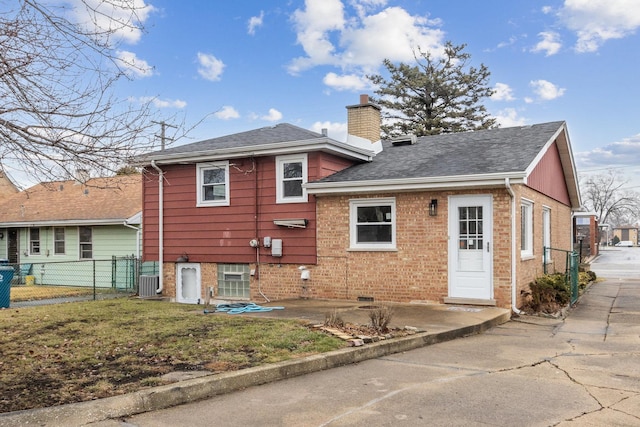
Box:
[273,219,308,229]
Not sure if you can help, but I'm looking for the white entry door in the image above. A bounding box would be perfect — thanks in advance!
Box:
[176,263,201,304]
[448,195,493,300]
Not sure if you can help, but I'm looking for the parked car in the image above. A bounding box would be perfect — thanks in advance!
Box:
[615,241,634,247]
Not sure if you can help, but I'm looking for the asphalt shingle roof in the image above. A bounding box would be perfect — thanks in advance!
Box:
[152,123,324,157]
[0,175,141,225]
[314,121,565,183]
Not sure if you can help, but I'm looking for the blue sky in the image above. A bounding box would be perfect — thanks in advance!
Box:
[55,1,640,190]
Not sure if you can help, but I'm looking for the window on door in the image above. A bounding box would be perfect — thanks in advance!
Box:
[458,206,483,250]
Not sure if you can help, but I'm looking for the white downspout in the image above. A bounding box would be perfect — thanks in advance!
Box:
[150,161,164,294]
[505,178,522,315]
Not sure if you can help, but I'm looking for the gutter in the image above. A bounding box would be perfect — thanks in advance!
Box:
[505,178,522,315]
[150,161,164,295]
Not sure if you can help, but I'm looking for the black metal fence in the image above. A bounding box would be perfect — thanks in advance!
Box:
[5,257,159,307]
[543,247,580,305]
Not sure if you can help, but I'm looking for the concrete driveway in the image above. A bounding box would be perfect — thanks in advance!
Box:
[82,250,640,427]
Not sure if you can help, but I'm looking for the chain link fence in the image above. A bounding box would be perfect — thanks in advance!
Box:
[4,257,159,308]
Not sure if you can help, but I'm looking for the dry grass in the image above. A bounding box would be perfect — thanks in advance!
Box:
[10,285,112,302]
[0,298,344,413]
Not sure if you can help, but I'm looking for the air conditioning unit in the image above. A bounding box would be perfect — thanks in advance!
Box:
[139,275,159,297]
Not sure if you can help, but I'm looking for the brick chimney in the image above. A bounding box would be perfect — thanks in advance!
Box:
[346,94,381,143]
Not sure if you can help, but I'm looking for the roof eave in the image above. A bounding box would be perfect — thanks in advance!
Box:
[134,138,375,165]
[305,172,527,195]
[0,218,135,228]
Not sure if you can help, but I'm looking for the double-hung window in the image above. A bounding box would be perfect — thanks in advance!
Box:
[520,199,533,258]
[197,161,230,207]
[29,228,40,255]
[54,227,65,255]
[79,226,92,260]
[349,198,396,250]
[276,154,307,203]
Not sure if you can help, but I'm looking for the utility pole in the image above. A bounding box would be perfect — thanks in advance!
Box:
[152,121,177,150]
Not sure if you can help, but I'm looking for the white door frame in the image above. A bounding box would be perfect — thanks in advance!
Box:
[176,263,202,304]
[448,195,493,301]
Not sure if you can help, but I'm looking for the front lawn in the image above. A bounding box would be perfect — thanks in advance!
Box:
[0,298,344,413]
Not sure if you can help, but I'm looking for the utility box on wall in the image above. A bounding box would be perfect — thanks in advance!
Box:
[271,239,282,257]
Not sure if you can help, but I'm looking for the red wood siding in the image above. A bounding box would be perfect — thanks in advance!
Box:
[142,152,358,265]
[527,141,571,206]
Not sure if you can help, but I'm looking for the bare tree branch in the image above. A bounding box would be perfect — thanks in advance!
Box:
[0,0,192,185]
[581,170,640,226]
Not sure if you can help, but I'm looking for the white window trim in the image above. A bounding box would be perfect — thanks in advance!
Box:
[78,226,93,260]
[196,161,230,207]
[543,207,551,263]
[276,154,308,204]
[521,199,534,259]
[29,227,41,256]
[349,198,396,251]
[54,227,66,256]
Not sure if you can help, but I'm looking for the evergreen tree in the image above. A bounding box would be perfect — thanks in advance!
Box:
[368,42,497,138]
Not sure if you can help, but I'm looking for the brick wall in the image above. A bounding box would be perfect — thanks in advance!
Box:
[513,185,573,309]
[157,184,573,311]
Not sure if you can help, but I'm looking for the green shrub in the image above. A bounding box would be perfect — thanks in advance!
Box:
[526,273,570,312]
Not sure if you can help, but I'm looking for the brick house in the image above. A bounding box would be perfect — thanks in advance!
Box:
[138,96,581,311]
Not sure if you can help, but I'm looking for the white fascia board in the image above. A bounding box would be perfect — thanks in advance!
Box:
[0,219,129,228]
[306,173,527,195]
[125,211,142,225]
[139,138,375,165]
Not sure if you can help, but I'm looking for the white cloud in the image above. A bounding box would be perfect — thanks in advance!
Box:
[531,31,562,56]
[557,0,640,52]
[493,108,527,127]
[68,0,155,45]
[311,121,348,141]
[530,79,566,100]
[340,7,445,69]
[323,72,369,91]
[115,50,154,78]
[248,11,264,35]
[491,83,515,101]
[215,106,240,120]
[129,96,186,109]
[576,133,640,168]
[261,108,283,121]
[197,52,225,81]
[289,0,346,74]
[288,1,445,75]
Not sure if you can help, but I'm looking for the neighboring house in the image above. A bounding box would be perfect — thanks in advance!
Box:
[0,169,19,203]
[0,174,142,286]
[138,95,581,311]
[612,226,638,246]
[573,211,599,259]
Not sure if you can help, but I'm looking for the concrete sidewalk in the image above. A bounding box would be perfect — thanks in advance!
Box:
[0,300,510,427]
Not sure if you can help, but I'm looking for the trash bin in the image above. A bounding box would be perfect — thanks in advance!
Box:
[0,266,14,308]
